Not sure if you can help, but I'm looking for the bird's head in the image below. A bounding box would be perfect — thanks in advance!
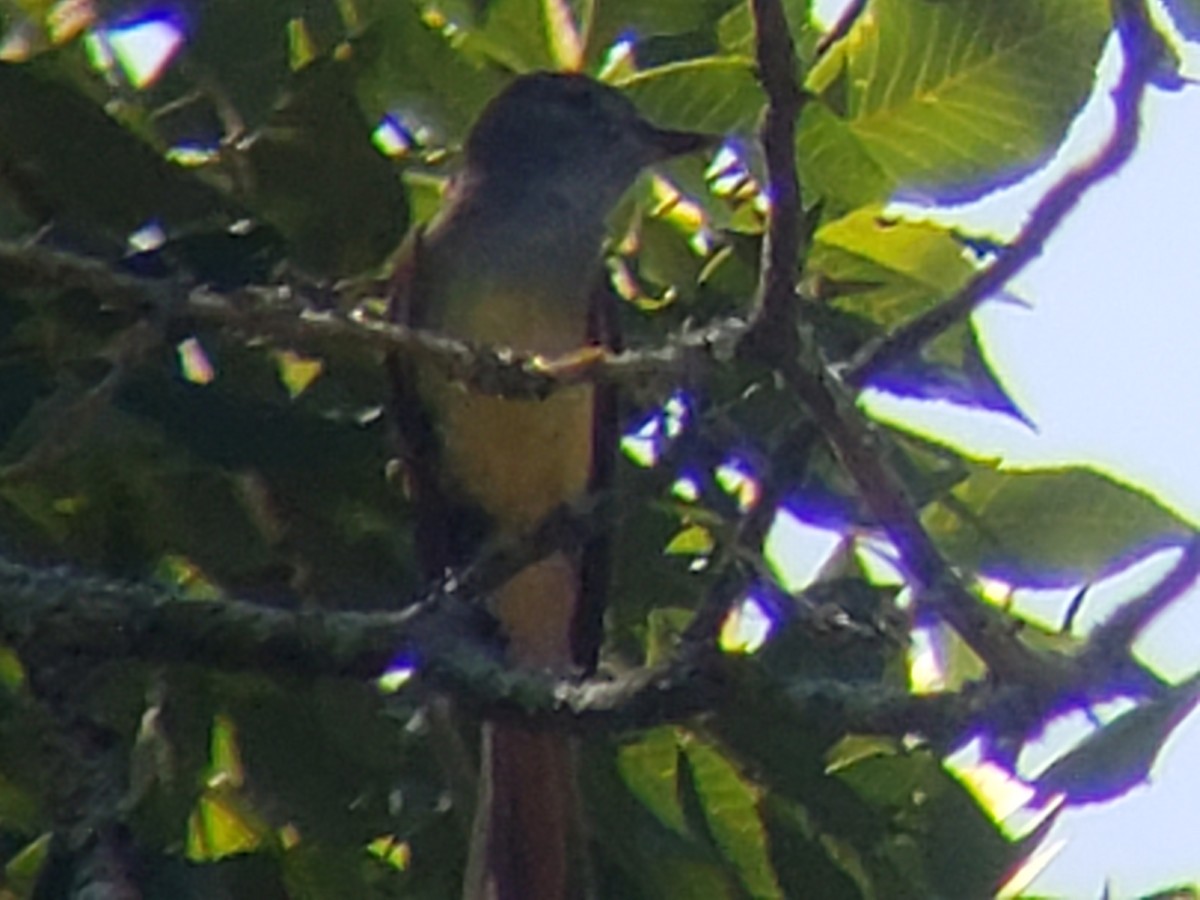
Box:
[461,72,716,216]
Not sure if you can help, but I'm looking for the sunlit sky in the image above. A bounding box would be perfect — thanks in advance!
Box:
[801,0,1200,896]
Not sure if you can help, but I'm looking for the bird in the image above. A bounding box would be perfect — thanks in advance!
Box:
[386,71,714,900]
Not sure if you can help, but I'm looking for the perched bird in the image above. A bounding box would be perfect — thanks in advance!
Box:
[387,72,713,900]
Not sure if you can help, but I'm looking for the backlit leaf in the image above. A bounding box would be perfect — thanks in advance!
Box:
[924,466,1193,584]
[800,0,1111,207]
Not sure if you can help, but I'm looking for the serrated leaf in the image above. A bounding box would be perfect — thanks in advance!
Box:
[800,0,1111,207]
[810,206,976,325]
[924,466,1194,585]
[620,57,765,135]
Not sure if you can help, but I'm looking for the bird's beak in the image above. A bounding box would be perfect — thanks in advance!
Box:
[642,124,721,162]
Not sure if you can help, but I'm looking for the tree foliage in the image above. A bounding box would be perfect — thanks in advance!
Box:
[0,0,1195,897]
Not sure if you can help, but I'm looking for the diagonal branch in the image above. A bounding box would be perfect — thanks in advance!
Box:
[815,0,868,59]
[742,0,1067,686]
[772,354,1058,683]
[1083,536,1200,673]
[845,0,1163,389]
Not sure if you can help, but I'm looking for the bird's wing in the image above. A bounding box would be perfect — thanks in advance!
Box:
[385,226,483,580]
[574,276,621,671]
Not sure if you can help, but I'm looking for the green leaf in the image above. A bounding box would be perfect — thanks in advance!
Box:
[587,0,740,67]
[185,0,338,129]
[797,102,893,211]
[617,728,689,837]
[459,0,567,71]
[664,523,715,556]
[810,206,976,325]
[587,739,742,899]
[835,749,1019,898]
[682,736,783,899]
[1136,887,1199,900]
[800,0,1111,207]
[619,57,765,135]
[3,833,52,900]
[239,58,408,277]
[354,0,501,141]
[717,0,813,58]
[923,465,1194,584]
[759,798,863,900]
[607,465,718,658]
[280,843,375,900]
[638,216,708,299]
[226,681,412,846]
[0,60,234,241]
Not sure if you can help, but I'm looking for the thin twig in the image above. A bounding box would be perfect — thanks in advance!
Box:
[815,0,868,59]
[1084,537,1200,665]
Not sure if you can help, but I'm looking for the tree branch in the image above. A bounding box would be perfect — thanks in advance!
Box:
[773,354,1059,684]
[0,239,748,401]
[1082,537,1200,676]
[748,0,806,338]
[0,553,1016,745]
[845,0,1161,388]
[739,0,1059,686]
[814,0,868,59]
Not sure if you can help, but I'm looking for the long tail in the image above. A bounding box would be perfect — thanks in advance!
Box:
[464,724,583,900]
[462,555,589,900]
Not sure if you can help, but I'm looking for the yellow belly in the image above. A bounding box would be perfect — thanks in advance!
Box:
[436,383,594,531]
[424,284,594,529]
[420,287,594,670]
